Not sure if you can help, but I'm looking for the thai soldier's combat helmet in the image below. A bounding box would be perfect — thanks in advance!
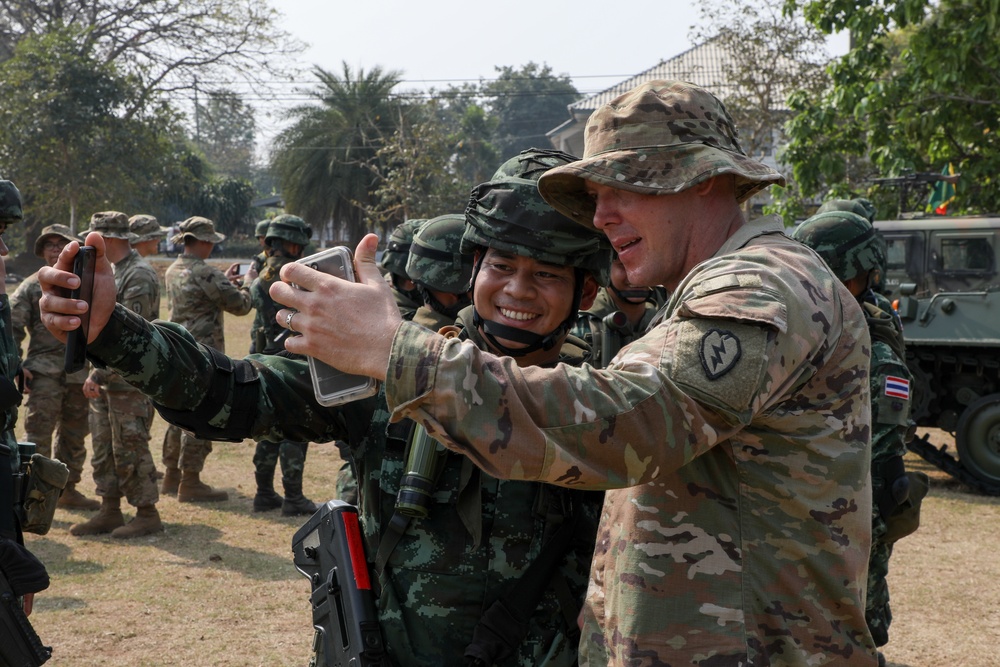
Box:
[463,148,613,355]
[817,197,877,223]
[265,214,311,248]
[380,219,425,279]
[255,219,270,239]
[792,210,887,284]
[406,214,473,294]
[0,181,23,225]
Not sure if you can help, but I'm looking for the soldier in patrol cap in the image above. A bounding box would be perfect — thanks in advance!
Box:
[248,214,319,516]
[11,224,98,510]
[39,149,609,666]
[160,215,251,502]
[793,209,924,666]
[405,214,473,332]
[73,211,163,538]
[248,80,878,665]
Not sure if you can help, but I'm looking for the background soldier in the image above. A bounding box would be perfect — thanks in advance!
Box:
[405,214,473,332]
[161,216,251,502]
[73,211,162,538]
[793,209,923,666]
[251,219,270,274]
[129,214,170,258]
[379,219,424,321]
[248,214,318,516]
[10,224,97,510]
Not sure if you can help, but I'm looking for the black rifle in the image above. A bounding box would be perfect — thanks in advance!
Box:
[292,500,386,667]
[870,170,961,218]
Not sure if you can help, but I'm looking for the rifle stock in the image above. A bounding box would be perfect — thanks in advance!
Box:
[292,500,386,667]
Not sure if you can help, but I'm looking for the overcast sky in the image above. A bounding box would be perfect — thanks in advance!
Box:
[259,1,848,144]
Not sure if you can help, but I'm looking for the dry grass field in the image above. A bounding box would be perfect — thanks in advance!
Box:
[14,260,1000,666]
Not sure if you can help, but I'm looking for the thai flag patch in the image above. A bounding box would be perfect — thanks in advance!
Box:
[885,376,910,400]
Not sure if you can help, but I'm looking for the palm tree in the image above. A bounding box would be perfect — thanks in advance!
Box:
[270,63,402,245]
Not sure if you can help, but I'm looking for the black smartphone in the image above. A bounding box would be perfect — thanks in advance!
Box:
[64,246,96,374]
[293,246,378,406]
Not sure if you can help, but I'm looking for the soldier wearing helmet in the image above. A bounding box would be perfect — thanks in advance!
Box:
[379,218,425,321]
[793,209,922,665]
[248,214,318,516]
[41,149,609,666]
[405,214,473,331]
[251,219,271,274]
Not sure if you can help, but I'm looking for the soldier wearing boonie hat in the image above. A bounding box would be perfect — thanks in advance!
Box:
[129,214,170,258]
[170,215,226,245]
[32,224,76,258]
[72,209,164,539]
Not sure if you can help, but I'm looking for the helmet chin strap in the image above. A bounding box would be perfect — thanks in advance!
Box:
[470,254,583,358]
[417,285,471,320]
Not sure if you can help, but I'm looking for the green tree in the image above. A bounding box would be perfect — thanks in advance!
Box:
[0,28,188,237]
[270,63,403,245]
[195,88,257,180]
[482,63,580,160]
[783,0,1000,214]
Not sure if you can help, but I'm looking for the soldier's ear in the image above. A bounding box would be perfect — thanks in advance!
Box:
[579,274,600,311]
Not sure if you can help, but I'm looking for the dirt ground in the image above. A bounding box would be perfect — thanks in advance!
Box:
[13,290,1000,665]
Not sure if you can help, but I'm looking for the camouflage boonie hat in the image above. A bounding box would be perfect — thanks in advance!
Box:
[537,80,786,229]
[791,210,887,283]
[406,214,474,294]
[817,197,877,223]
[255,219,270,238]
[33,224,76,257]
[0,180,23,224]
[463,165,612,286]
[84,211,137,241]
[265,214,311,247]
[380,219,426,278]
[129,214,170,243]
[491,148,580,182]
[171,216,225,244]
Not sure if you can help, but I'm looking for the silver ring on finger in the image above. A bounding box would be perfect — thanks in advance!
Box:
[285,310,297,333]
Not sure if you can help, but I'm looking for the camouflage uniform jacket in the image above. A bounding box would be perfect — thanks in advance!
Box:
[87,306,601,667]
[165,254,251,352]
[411,305,455,332]
[862,299,912,646]
[91,249,159,392]
[249,254,293,355]
[571,287,659,367]
[380,216,878,666]
[10,274,88,382]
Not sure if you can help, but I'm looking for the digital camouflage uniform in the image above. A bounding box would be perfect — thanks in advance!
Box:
[249,215,317,516]
[162,217,251,481]
[10,273,89,482]
[792,209,916,655]
[86,217,160,509]
[368,83,878,665]
[85,151,611,667]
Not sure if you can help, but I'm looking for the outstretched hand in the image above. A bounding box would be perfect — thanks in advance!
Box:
[270,234,402,381]
[38,234,117,344]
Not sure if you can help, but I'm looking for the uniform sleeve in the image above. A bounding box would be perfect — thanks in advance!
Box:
[88,303,355,444]
[201,265,252,316]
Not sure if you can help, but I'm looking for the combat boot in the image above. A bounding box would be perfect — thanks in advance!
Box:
[253,471,283,512]
[281,481,319,517]
[111,505,164,539]
[161,467,181,495]
[177,471,229,503]
[58,482,101,511]
[69,497,124,536]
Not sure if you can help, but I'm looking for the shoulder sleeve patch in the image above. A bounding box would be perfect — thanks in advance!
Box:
[677,285,787,334]
[673,318,770,421]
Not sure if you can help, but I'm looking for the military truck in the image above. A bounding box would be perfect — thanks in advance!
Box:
[874,216,1000,493]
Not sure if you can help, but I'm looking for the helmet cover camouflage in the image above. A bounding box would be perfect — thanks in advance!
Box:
[491,147,580,182]
[171,216,225,244]
[380,219,425,278]
[463,155,612,286]
[405,214,474,294]
[0,180,23,224]
[83,211,137,241]
[129,214,170,243]
[537,80,786,229]
[792,210,887,283]
[255,219,271,238]
[817,197,877,223]
[33,224,76,257]
[265,214,311,247]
